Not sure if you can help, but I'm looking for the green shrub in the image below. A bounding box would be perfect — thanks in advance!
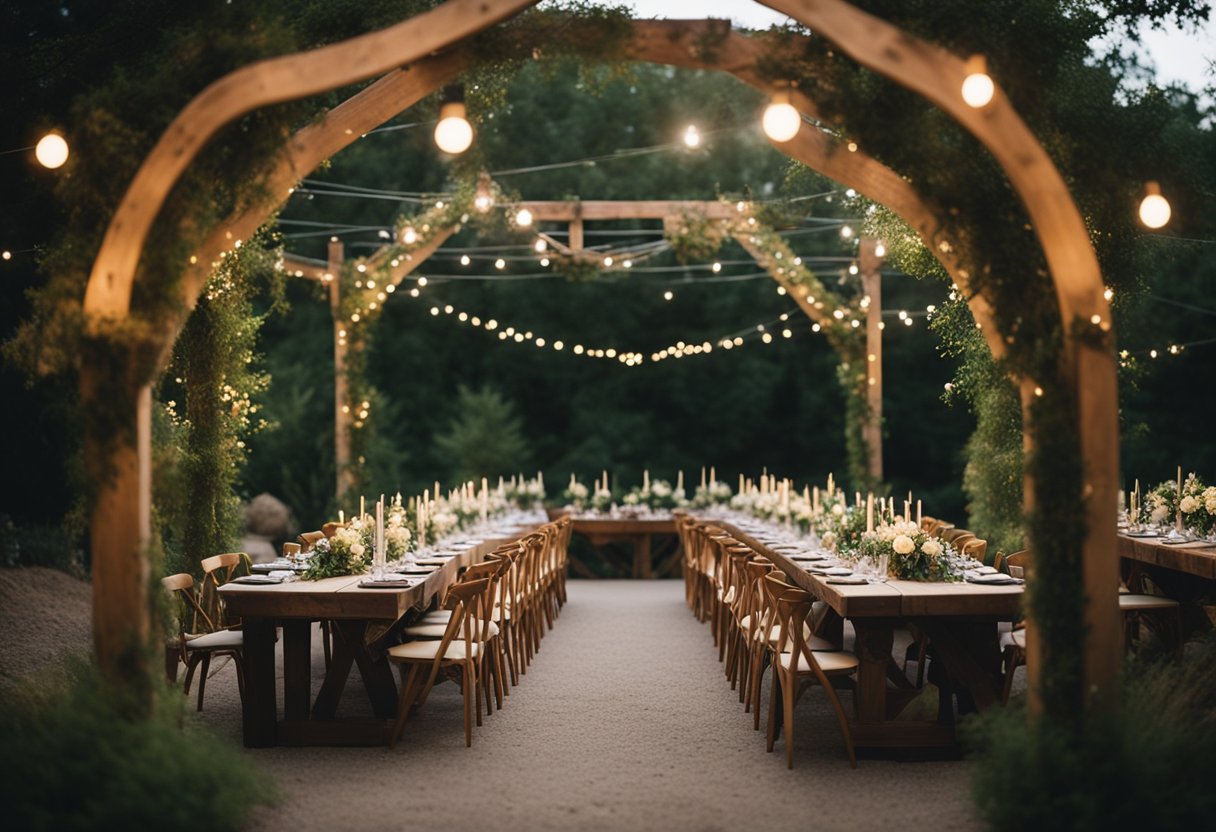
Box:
[966,634,1216,830]
[0,515,86,574]
[0,657,275,832]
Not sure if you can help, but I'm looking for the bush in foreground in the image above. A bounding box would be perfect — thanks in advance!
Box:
[967,634,1216,830]
[0,657,274,831]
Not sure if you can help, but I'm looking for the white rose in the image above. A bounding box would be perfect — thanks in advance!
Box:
[893,534,915,555]
[1180,495,1199,514]
[1205,488,1216,513]
[350,543,365,557]
[921,539,942,557]
[1151,506,1170,524]
[832,503,844,516]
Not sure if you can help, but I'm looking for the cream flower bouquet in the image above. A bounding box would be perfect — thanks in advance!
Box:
[854,519,963,582]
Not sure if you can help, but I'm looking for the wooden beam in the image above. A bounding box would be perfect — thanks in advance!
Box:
[282,254,330,282]
[83,0,537,323]
[514,200,736,222]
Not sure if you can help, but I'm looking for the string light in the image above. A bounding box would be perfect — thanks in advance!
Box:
[762,86,801,142]
[663,290,674,301]
[35,132,69,169]
[1138,181,1171,229]
[402,227,418,245]
[434,85,474,155]
[683,125,701,148]
[460,255,471,266]
[840,225,854,239]
[514,208,534,227]
[961,55,995,108]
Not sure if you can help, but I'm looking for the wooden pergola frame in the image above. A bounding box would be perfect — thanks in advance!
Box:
[79,0,1118,706]
[282,198,884,502]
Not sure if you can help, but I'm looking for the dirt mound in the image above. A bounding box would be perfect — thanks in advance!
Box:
[0,567,92,685]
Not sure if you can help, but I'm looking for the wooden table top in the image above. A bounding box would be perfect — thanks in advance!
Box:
[720,521,1023,620]
[1118,531,1216,580]
[220,527,533,621]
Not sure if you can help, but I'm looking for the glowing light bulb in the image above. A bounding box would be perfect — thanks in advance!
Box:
[762,90,801,142]
[874,242,887,258]
[1138,181,1171,229]
[961,56,995,108]
[35,133,69,169]
[402,227,418,245]
[534,238,547,253]
[434,102,474,154]
[460,255,471,266]
[683,124,701,148]
[495,258,506,269]
[840,225,854,239]
[515,208,533,227]
[663,290,674,301]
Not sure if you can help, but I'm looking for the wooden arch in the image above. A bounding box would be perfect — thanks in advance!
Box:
[81,1,1117,701]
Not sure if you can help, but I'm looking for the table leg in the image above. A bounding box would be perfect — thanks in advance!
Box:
[852,618,895,722]
[920,620,1001,712]
[334,620,399,719]
[282,620,312,722]
[241,616,278,748]
[312,625,356,719]
[634,534,654,579]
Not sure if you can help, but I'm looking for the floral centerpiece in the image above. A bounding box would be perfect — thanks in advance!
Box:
[621,479,684,511]
[854,519,963,582]
[303,523,372,579]
[561,477,590,511]
[504,474,546,509]
[385,495,413,558]
[590,487,614,513]
[816,501,868,555]
[1145,473,1215,535]
[691,481,733,508]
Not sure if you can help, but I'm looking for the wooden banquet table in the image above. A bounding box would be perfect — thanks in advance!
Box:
[1118,531,1216,636]
[568,517,678,578]
[220,527,534,747]
[721,522,1023,755]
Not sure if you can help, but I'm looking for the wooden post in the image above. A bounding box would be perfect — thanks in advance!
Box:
[329,238,353,505]
[84,365,153,690]
[860,237,883,484]
[568,218,584,252]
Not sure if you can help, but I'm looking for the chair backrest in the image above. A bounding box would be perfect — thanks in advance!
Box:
[199,552,248,627]
[438,577,491,663]
[283,541,301,558]
[298,530,325,551]
[960,538,988,562]
[773,587,820,670]
[321,521,343,538]
[161,573,214,642]
[1003,549,1030,578]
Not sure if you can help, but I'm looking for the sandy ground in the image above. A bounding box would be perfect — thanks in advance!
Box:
[1,570,982,831]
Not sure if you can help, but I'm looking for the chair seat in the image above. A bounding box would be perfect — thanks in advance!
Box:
[1000,629,1026,650]
[777,649,859,674]
[184,629,243,651]
[388,639,479,662]
[402,621,499,639]
[421,610,453,623]
[1120,594,1180,611]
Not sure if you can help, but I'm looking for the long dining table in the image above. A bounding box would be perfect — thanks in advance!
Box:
[220,523,538,748]
[1118,530,1216,636]
[718,521,1023,755]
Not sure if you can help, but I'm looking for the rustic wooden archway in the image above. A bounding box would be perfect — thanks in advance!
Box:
[80,1,1117,703]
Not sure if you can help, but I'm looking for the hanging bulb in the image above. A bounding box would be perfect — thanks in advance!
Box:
[434,85,473,155]
[762,87,801,142]
[961,55,995,108]
[474,171,494,212]
[515,208,533,227]
[683,124,701,148]
[35,132,69,169]
[402,227,418,245]
[1138,181,1171,229]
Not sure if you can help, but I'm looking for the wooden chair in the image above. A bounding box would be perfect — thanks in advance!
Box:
[403,558,510,716]
[388,577,492,749]
[162,573,245,711]
[297,530,325,551]
[765,586,859,768]
[199,552,249,628]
